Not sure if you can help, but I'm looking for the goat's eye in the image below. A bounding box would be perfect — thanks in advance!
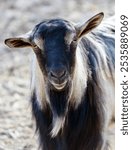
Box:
[72,40,77,44]
[33,45,39,49]
[33,44,42,51]
[32,44,42,54]
[71,39,77,46]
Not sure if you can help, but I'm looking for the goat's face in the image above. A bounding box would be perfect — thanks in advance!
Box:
[5,13,104,91]
[32,20,77,90]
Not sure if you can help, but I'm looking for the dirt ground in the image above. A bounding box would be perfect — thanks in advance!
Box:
[0,0,114,150]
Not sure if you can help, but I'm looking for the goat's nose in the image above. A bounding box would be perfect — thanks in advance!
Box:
[50,68,66,79]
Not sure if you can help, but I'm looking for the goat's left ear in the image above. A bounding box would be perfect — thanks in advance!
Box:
[5,37,31,48]
[5,31,32,48]
[76,12,104,38]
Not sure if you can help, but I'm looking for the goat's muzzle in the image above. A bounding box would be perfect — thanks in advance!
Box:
[48,66,68,90]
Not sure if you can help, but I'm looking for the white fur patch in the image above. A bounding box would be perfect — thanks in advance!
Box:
[64,31,75,45]
[50,116,65,138]
[31,54,50,108]
[34,38,44,50]
[69,44,89,108]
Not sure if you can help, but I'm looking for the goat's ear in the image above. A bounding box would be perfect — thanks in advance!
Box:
[5,31,32,48]
[5,38,31,48]
[76,12,104,38]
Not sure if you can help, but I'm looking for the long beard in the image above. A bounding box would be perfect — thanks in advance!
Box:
[48,83,71,137]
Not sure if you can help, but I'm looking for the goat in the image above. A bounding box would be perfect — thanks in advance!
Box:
[5,12,115,150]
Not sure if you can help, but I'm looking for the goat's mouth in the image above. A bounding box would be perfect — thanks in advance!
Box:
[48,71,69,90]
[52,81,67,90]
[49,80,68,91]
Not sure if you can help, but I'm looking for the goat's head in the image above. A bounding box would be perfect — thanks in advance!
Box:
[5,13,104,91]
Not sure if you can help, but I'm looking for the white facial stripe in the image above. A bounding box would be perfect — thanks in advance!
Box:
[34,38,44,50]
[64,32,75,45]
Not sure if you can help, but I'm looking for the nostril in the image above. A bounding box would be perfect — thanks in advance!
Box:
[50,71,57,78]
[50,70,66,79]
[60,70,66,78]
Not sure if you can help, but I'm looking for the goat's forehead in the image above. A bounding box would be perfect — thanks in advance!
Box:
[32,19,76,49]
[34,19,75,37]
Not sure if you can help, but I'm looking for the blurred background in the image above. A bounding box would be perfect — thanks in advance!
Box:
[0,0,114,150]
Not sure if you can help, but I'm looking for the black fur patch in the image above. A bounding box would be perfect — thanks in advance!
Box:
[49,86,69,117]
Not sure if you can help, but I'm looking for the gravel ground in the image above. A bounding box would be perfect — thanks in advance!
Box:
[0,0,114,149]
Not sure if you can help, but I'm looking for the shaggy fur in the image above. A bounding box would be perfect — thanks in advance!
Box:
[5,13,115,150]
[31,21,115,150]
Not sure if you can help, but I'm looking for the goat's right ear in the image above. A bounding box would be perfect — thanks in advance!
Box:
[5,37,32,48]
[5,31,32,48]
[75,12,104,38]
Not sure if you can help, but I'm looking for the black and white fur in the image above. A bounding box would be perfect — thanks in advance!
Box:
[5,12,115,150]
